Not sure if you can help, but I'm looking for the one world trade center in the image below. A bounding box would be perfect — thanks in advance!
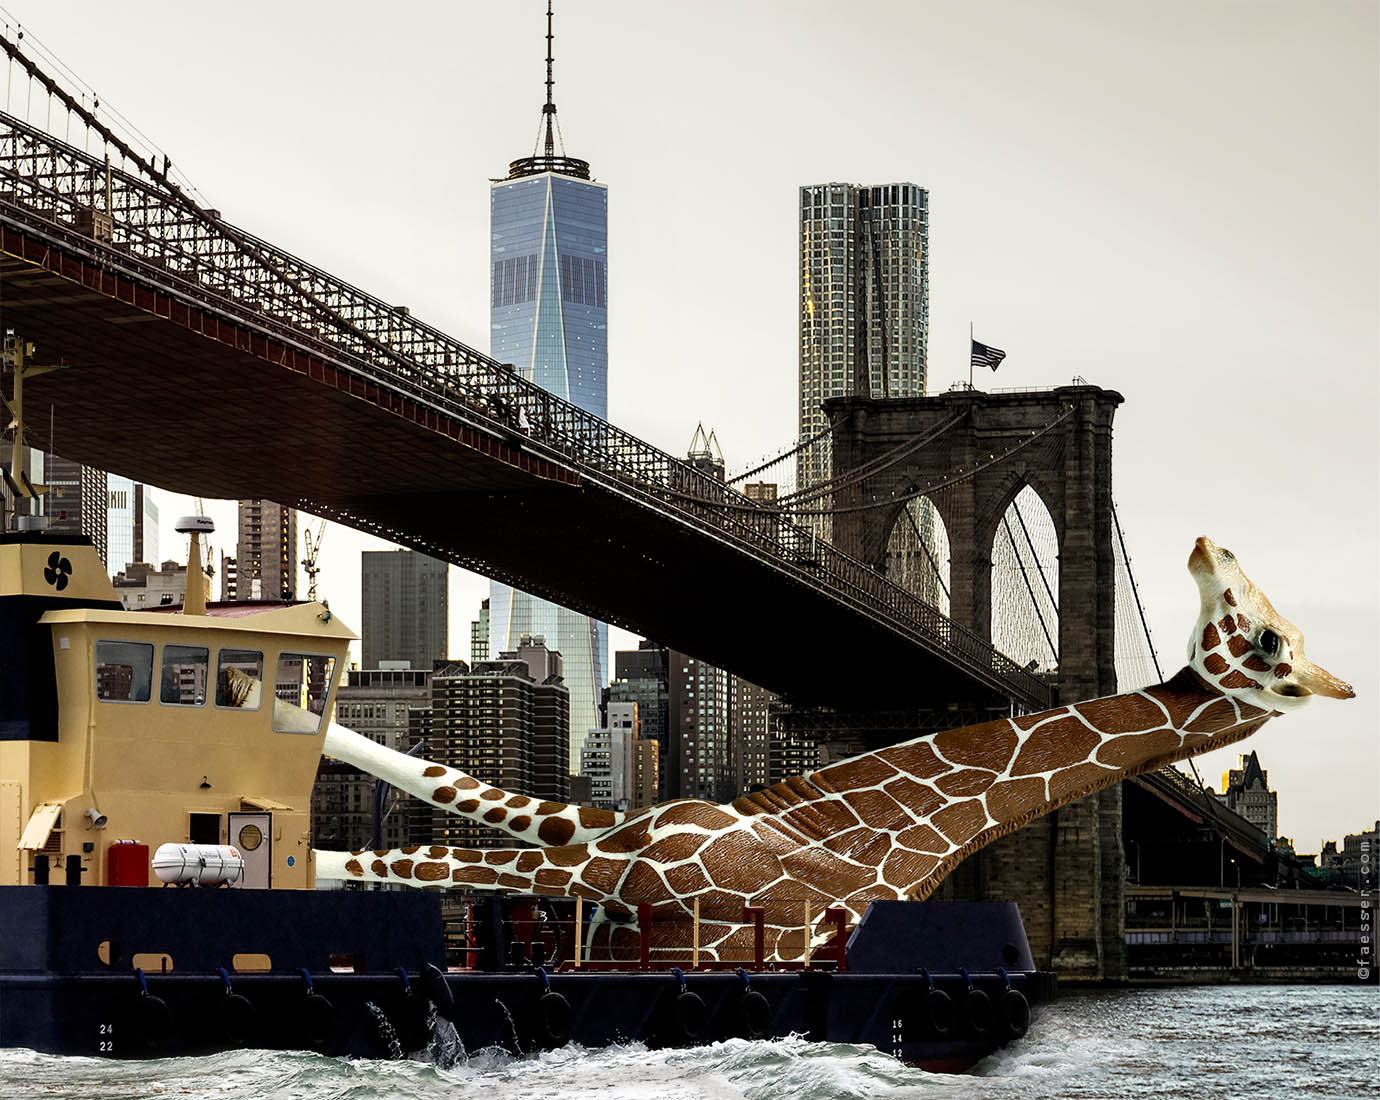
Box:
[489,3,607,772]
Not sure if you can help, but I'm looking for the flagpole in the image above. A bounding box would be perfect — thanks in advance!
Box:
[969,322,974,391]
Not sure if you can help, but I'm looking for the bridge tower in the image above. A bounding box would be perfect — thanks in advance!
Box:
[826,383,1126,981]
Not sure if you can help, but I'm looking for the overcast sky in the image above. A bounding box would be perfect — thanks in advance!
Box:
[3,1,1375,849]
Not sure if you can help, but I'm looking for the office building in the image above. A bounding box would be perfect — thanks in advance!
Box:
[769,731,821,787]
[106,475,136,577]
[581,701,637,811]
[607,641,669,798]
[471,599,490,663]
[38,452,107,565]
[132,483,159,565]
[1214,752,1279,840]
[112,560,208,611]
[582,701,658,813]
[797,182,936,596]
[732,676,777,793]
[608,639,746,803]
[234,499,297,602]
[360,549,448,670]
[670,652,732,803]
[427,638,569,848]
[488,5,608,772]
[312,668,431,852]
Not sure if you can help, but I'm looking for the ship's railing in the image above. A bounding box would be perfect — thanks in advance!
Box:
[0,111,1050,707]
[441,894,850,972]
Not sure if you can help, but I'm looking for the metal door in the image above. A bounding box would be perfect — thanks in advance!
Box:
[228,812,271,889]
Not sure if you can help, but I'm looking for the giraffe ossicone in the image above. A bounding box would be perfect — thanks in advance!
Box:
[315,538,1354,962]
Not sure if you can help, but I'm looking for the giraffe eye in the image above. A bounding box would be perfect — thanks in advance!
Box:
[1258,629,1280,656]
[1219,548,1235,562]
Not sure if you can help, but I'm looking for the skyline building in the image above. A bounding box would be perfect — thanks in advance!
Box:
[361,549,449,671]
[1214,751,1279,841]
[106,475,136,578]
[233,499,297,602]
[797,182,938,599]
[426,641,569,849]
[731,676,777,794]
[488,5,608,772]
[38,452,107,566]
[607,641,670,800]
[131,484,159,566]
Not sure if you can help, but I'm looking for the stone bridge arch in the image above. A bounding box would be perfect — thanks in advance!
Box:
[824,384,1126,981]
[826,384,1123,703]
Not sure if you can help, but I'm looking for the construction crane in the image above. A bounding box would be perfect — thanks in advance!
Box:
[302,517,327,602]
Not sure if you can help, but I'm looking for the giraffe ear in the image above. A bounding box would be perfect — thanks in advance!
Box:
[1287,657,1355,700]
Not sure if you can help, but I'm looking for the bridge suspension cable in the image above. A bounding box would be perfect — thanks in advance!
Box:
[774,410,969,507]
[1111,500,1163,689]
[788,407,1076,516]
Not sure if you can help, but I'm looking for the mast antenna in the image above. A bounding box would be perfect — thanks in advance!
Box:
[543,0,556,159]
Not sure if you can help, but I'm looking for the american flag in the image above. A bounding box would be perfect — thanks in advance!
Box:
[971,338,1006,371]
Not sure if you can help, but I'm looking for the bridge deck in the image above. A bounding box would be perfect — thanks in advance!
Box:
[0,107,1050,711]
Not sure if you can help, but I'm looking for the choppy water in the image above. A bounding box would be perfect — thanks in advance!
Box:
[2,985,1374,1100]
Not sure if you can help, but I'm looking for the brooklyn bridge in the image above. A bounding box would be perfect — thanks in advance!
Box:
[0,35,1163,979]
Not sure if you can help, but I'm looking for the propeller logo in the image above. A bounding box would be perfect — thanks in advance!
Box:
[44,551,73,591]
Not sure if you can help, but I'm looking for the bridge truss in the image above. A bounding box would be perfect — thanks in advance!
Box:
[0,33,1056,709]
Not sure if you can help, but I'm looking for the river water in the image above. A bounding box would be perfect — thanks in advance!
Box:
[1,984,1374,1100]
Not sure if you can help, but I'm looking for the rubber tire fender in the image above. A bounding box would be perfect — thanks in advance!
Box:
[739,989,772,1040]
[963,987,993,1039]
[1001,987,1031,1040]
[299,991,336,1053]
[922,987,954,1037]
[675,990,708,1043]
[133,993,173,1054]
[220,991,256,1049]
[537,990,574,1049]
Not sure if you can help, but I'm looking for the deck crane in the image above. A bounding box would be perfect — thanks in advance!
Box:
[302,516,327,601]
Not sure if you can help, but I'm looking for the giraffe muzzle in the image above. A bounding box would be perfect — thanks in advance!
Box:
[1286,658,1356,700]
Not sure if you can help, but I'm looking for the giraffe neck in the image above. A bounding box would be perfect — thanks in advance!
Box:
[317,669,1276,963]
[321,722,621,846]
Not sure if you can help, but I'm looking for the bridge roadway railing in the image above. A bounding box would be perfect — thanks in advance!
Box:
[0,112,1051,709]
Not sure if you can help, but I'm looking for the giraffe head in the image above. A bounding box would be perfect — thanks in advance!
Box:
[1187,536,1353,711]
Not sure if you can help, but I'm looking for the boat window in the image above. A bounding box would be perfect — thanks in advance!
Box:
[95,640,154,703]
[189,812,220,845]
[159,645,210,706]
[216,648,264,709]
[272,653,336,734]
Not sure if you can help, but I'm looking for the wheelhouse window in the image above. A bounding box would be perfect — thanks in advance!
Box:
[95,641,154,702]
[273,653,336,734]
[160,645,209,706]
[216,649,264,709]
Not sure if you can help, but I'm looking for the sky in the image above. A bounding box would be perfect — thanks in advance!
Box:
[1,1,1375,851]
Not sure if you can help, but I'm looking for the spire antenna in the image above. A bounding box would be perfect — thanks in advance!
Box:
[543,0,556,158]
[506,0,590,180]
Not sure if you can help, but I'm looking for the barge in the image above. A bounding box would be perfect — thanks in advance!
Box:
[0,525,1051,1069]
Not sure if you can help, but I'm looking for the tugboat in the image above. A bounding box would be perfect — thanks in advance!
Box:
[0,521,1050,1066]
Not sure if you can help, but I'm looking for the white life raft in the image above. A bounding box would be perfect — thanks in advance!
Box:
[151,842,244,886]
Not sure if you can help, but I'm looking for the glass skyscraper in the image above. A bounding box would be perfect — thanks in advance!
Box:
[489,9,608,773]
[798,181,943,607]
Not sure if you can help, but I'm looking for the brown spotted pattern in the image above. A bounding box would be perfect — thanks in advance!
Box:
[1185,536,1351,711]
[315,540,1349,962]
[322,721,625,846]
[317,672,1277,961]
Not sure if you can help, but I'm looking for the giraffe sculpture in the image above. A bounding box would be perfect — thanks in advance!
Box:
[315,537,1353,960]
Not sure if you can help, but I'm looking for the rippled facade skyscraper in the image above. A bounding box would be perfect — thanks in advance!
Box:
[488,5,607,771]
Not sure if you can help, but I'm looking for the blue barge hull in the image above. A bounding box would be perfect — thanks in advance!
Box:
[0,886,1054,1070]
